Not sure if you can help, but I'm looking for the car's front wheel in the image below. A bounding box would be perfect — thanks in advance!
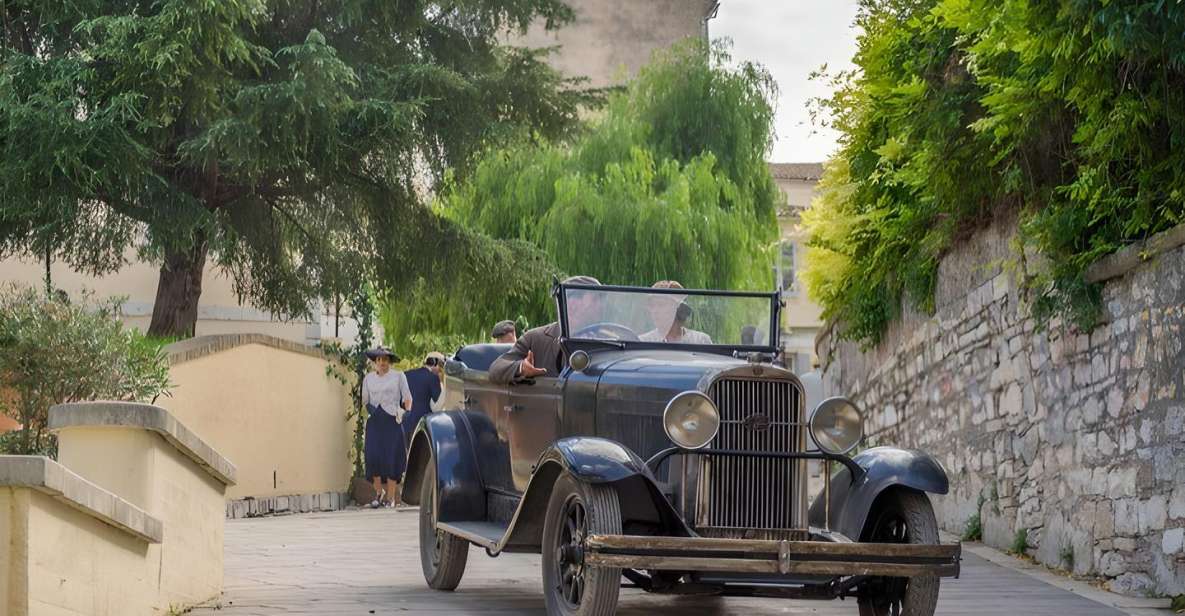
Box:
[541,473,622,616]
[419,461,469,590]
[858,489,941,616]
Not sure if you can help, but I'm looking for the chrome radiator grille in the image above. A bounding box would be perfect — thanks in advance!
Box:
[695,378,806,534]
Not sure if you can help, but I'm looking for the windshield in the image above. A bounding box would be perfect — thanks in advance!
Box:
[559,284,778,350]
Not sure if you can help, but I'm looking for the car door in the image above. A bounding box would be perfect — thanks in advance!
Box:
[505,376,562,491]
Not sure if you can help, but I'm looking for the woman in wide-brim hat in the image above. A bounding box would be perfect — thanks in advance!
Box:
[360,346,412,507]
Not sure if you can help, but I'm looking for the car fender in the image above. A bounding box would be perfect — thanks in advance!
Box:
[501,437,692,551]
[403,411,491,523]
[808,446,949,540]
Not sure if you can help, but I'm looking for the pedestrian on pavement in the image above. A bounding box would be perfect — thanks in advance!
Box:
[491,320,517,344]
[361,346,412,508]
[402,351,445,449]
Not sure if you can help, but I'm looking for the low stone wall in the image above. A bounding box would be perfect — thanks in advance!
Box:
[817,219,1185,596]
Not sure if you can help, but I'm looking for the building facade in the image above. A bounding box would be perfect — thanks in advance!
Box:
[512,0,719,88]
[769,162,826,372]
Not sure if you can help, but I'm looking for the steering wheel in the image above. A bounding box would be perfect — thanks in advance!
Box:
[572,322,640,341]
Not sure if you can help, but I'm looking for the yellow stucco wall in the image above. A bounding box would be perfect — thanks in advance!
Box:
[0,254,318,344]
[161,342,352,500]
[1,488,156,616]
[25,490,155,616]
[0,488,18,614]
[56,426,226,606]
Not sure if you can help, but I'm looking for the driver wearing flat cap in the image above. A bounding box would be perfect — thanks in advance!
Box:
[489,275,601,384]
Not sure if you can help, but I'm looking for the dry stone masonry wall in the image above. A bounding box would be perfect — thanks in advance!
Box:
[817,218,1185,597]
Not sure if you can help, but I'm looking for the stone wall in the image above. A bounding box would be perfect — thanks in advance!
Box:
[817,217,1185,597]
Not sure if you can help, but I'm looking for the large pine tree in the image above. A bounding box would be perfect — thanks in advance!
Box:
[0,0,589,336]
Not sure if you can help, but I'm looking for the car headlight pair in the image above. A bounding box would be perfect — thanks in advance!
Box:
[662,390,864,455]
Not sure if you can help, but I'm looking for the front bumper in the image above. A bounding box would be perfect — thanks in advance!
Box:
[584,534,961,578]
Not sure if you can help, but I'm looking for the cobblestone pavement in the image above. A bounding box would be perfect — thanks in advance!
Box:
[197,508,1134,616]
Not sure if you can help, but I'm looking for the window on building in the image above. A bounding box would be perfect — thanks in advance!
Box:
[775,239,797,295]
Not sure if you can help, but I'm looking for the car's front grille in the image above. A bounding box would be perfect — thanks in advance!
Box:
[695,377,806,534]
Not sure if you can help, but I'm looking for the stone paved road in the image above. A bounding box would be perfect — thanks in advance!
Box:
[197,508,1131,616]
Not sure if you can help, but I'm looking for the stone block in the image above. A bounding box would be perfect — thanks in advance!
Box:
[1107,572,1156,597]
[1170,488,1185,520]
[1162,528,1184,554]
[1139,496,1168,534]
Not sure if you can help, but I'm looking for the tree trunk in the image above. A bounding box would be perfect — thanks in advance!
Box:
[148,238,209,338]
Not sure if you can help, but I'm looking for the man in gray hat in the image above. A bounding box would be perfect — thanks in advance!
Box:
[491,320,517,344]
[489,275,601,384]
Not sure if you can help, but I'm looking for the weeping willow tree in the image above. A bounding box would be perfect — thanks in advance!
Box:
[382,39,782,355]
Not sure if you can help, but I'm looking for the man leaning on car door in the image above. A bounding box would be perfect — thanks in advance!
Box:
[489,275,601,385]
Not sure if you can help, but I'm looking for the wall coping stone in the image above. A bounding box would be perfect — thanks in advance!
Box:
[0,455,163,543]
[165,333,327,366]
[49,401,237,487]
[1085,222,1185,283]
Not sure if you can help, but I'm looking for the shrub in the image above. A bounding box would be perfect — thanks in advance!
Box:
[0,285,172,455]
[1010,528,1030,555]
[962,512,983,542]
[805,1,1185,344]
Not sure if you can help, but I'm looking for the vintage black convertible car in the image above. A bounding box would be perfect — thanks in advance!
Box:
[403,282,960,616]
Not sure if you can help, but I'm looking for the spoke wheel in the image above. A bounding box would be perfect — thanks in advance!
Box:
[542,473,621,616]
[857,489,940,616]
[418,462,469,590]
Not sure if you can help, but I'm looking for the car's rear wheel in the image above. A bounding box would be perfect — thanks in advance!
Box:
[419,462,469,590]
[857,489,940,616]
[542,473,622,616]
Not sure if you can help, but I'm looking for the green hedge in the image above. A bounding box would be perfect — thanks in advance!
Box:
[804,0,1185,345]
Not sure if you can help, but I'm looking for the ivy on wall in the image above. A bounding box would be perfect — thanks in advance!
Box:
[803,0,1185,345]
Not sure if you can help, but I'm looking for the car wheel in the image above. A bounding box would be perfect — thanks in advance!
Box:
[419,461,469,590]
[857,489,940,616]
[541,473,622,616]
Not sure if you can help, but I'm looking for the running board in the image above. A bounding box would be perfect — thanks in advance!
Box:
[584,535,961,578]
[437,521,507,549]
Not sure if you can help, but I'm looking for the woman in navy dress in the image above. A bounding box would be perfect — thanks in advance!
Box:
[362,347,412,508]
[401,351,445,447]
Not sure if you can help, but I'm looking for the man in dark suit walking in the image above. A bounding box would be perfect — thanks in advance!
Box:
[489,275,601,384]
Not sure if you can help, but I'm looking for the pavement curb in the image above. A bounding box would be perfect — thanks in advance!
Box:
[943,533,1173,616]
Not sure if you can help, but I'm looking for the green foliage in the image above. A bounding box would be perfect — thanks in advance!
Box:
[0,0,593,335]
[1058,544,1075,570]
[962,513,982,542]
[1170,594,1185,613]
[1010,528,1029,555]
[0,285,172,455]
[383,39,782,349]
[321,288,376,479]
[803,0,1185,344]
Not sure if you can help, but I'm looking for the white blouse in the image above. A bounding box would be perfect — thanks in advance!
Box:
[361,370,412,421]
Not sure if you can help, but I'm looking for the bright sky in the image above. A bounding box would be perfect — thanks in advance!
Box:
[711,0,862,164]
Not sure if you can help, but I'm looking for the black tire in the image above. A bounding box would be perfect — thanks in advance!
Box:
[541,474,622,616]
[419,462,469,590]
[857,489,941,616]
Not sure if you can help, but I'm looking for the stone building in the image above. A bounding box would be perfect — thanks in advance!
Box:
[513,0,721,88]
[770,163,826,372]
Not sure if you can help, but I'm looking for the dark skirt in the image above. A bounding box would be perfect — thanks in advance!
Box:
[364,404,406,481]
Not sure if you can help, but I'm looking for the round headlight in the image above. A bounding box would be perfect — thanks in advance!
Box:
[663,391,720,450]
[809,397,864,454]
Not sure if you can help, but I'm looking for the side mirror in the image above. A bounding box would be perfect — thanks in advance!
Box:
[444,359,466,377]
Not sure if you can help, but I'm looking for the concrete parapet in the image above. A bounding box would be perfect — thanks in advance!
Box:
[50,401,237,486]
[0,456,165,615]
[47,401,234,612]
